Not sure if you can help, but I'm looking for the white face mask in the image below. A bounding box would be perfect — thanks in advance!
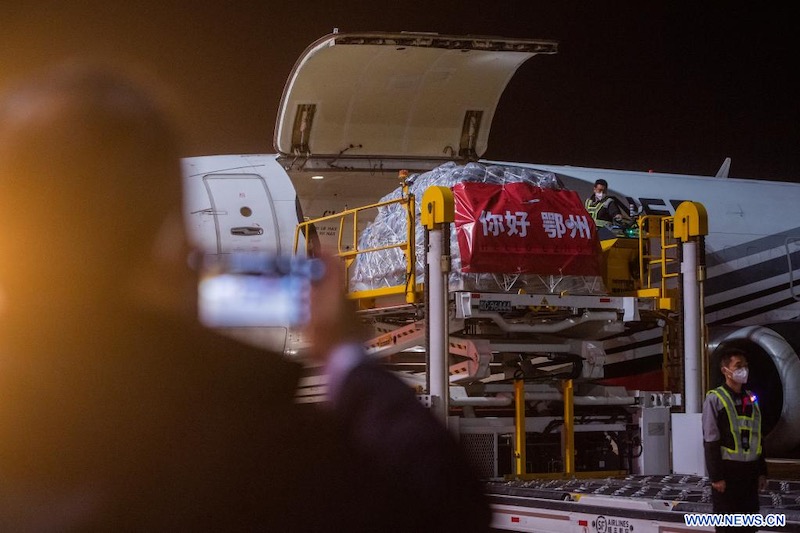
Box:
[727,367,749,384]
[594,192,605,201]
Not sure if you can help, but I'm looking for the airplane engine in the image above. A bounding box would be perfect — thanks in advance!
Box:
[707,321,800,456]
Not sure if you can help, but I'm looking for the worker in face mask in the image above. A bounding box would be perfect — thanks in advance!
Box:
[585,178,625,227]
[702,350,768,532]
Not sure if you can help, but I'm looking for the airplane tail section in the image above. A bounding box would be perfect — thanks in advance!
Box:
[715,156,731,178]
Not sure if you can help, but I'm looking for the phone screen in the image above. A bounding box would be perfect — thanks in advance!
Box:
[197,254,322,328]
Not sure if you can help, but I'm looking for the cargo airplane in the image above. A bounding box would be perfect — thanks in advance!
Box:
[182,31,800,457]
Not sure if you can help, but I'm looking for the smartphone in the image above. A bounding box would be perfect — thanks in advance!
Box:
[198,253,325,328]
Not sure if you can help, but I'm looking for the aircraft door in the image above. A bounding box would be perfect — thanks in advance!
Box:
[202,174,281,254]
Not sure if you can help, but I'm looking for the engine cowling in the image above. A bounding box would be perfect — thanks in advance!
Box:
[707,321,800,456]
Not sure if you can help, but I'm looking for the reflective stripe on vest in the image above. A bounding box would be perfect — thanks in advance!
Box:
[585,197,612,225]
[710,386,762,461]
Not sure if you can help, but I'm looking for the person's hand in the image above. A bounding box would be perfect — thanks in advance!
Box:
[303,253,364,364]
[758,475,767,492]
[712,480,726,493]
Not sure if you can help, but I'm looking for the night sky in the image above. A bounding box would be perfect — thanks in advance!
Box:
[2,2,798,181]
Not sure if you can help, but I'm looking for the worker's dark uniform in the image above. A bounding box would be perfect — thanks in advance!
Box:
[702,383,767,532]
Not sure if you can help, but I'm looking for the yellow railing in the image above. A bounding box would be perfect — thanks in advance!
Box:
[293,183,419,304]
[637,215,679,307]
[636,214,682,391]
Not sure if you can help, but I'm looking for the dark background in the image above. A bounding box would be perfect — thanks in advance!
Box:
[2,2,797,180]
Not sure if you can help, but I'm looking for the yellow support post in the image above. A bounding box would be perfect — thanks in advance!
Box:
[405,188,416,303]
[514,378,527,476]
[563,379,575,475]
[420,186,455,229]
[673,201,709,242]
[420,185,455,423]
[674,201,709,414]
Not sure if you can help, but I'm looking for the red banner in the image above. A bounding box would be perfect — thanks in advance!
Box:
[453,182,602,275]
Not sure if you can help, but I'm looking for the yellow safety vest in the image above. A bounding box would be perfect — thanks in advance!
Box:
[585,197,613,227]
[710,386,762,462]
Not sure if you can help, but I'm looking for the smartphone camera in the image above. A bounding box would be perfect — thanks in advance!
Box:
[198,253,325,328]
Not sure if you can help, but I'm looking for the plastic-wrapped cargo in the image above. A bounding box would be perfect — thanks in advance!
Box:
[350,162,607,295]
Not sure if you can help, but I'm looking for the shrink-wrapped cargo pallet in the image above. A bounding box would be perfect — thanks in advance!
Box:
[350,162,607,295]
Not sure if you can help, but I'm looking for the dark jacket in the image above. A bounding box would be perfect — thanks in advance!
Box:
[333,358,492,533]
[0,309,356,531]
[585,194,624,224]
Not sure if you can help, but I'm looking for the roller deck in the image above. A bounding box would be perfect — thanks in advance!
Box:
[486,475,800,532]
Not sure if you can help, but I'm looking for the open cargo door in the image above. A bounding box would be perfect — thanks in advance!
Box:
[275,31,558,171]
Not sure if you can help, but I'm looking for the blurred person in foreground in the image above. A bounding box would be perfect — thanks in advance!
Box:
[0,60,353,531]
[305,254,492,532]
